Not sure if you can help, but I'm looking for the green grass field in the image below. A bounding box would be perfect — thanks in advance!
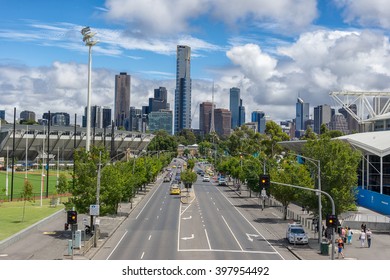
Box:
[0,171,71,241]
[0,170,72,200]
[0,198,66,241]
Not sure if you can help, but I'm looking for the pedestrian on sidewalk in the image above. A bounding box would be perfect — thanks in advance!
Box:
[347,227,353,244]
[337,238,345,259]
[366,229,372,248]
[359,229,366,247]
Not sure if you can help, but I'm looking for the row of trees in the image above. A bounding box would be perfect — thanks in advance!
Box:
[63,121,361,219]
[207,122,361,219]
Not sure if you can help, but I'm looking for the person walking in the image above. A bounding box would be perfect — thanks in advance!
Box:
[359,229,366,247]
[347,227,353,244]
[366,229,372,248]
[337,238,345,259]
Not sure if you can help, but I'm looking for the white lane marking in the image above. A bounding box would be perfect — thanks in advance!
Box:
[182,216,192,220]
[215,186,285,259]
[178,248,278,254]
[141,252,145,259]
[106,230,128,260]
[157,215,159,219]
[148,235,152,241]
[246,233,260,242]
[181,234,195,240]
[272,212,282,218]
[204,229,212,250]
[135,184,161,220]
[221,215,244,251]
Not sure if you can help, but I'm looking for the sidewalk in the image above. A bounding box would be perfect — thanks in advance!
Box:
[227,182,390,260]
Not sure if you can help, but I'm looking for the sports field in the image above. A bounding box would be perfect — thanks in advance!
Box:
[0,171,70,241]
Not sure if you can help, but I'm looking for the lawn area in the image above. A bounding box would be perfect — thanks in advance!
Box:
[0,198,66,241]
[0,170,72,201]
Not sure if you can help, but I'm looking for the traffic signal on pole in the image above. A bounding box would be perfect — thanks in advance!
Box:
[67,210,77,225]
[326,214,337,228]
[259,174,270,188]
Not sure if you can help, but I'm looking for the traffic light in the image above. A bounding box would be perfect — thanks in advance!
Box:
[259,174,270,188]
[67,210,77,225]
[326,214,337,228]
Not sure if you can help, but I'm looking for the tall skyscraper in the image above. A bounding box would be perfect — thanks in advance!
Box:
[199,101,214,135]
[174,45,191,134]
[149,87,169,112]
[230,87,241,129]
[313,104,332,134]
[339,104,359,133]
[102,107,112,128]
[215,108,231,138]
[114,72,131,129]
[295,97,310,137]
[251,110,266,133]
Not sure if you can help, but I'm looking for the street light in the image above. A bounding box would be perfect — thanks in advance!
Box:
[81,26,98,152]
[287,152,322,247]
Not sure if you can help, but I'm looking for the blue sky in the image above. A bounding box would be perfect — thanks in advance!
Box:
[1,0,390,128]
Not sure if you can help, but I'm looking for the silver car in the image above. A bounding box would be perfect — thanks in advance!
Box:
[286,224,308,244]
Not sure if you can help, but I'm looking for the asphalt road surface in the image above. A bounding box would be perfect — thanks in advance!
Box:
[93,177,284,260]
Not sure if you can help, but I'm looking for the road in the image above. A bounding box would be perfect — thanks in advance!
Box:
[93,175,284,260]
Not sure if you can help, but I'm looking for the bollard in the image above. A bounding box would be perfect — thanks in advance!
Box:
[68,239,73,256]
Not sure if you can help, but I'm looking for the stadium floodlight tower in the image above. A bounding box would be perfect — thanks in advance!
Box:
[81,26,98,152]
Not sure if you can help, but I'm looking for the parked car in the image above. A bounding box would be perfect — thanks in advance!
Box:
[286,223,308,244]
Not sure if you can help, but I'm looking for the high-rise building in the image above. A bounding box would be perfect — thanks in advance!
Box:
[199,101,214,135]
[114,72,131,129]
[148,110,173,135]
[102,107,112,128]
[313,104,332,134]
[43,112,70,126]
[329,114,349,134]
[129,107,141,131]
[239,99,245,126]
[230,87,241,129]
[0,110,5,121]
[251,110,266,133]
[149,87,169,113]
[20,110,36,122]
[174,45,191,134]
[295,97,310,138]
[214,108,231,138]
[339,104,359,133]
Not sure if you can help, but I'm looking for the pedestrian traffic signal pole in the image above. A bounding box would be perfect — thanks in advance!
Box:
[270,180,336,260]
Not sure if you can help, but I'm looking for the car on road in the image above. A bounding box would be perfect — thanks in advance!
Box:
[218,178,227,186]
[286,223,308,244]
[203,175,210,182]
[163,176,171,182]
[169,184,181,195]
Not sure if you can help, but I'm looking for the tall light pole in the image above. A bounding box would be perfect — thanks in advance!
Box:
[81,26,98,152]
[287,152,322,247]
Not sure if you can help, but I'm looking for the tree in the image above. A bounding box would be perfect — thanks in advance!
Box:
[302,137,361,216]
[181,169,197,188]
[263,121,290,158]
[21,179,34,222]
[301,127,317,140]
[147,130,178,153]
[269,158,314,219]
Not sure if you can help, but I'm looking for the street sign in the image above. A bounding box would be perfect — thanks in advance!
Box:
[89,204,100,216]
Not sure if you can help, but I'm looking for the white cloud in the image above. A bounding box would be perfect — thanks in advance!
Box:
[104,0,208,35]
[104,0,318,35]
[334,0,390,28]
[221,29,390,122]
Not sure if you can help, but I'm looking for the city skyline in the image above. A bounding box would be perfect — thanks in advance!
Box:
[2,1,390,128]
